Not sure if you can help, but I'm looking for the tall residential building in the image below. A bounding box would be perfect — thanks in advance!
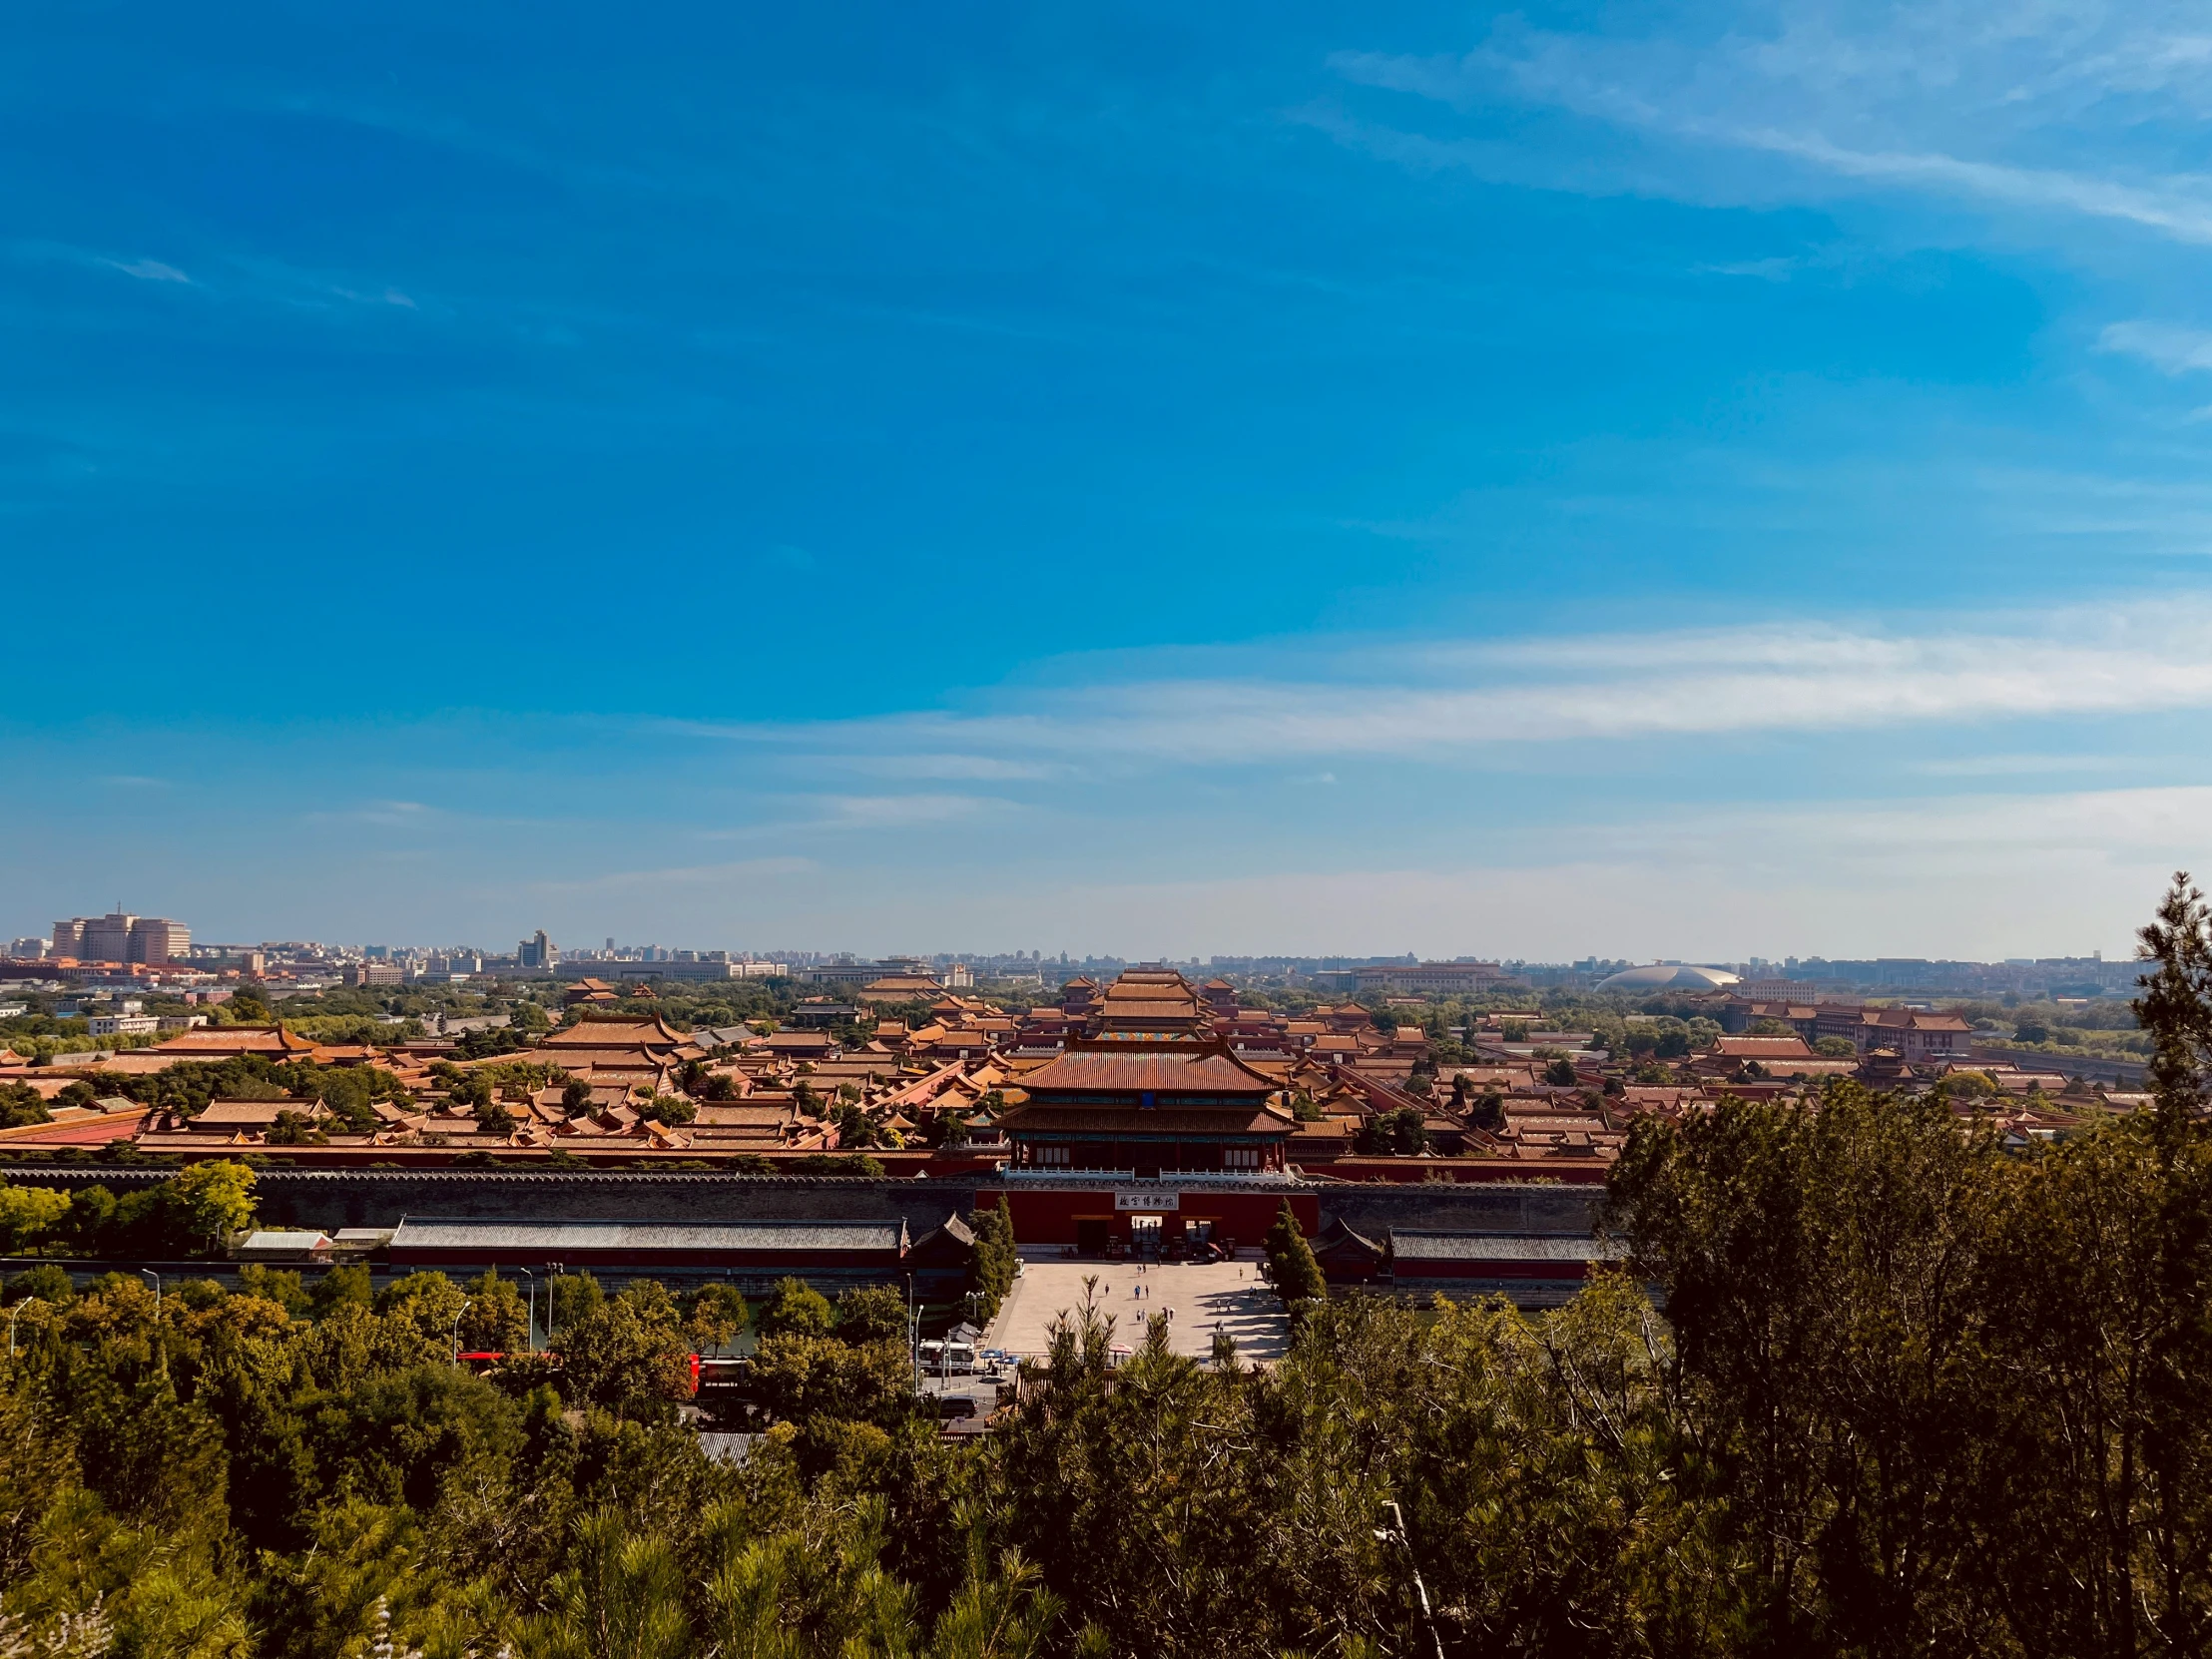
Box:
[80,912,136,963]
[129,917,190,965]
[50,920,85,958]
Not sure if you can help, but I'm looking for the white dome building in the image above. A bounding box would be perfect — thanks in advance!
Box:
[1595,963,1742,993]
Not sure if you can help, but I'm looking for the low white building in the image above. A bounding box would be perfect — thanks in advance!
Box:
[87,1013,158,1038]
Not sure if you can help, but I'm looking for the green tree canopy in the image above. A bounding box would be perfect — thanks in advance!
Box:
[833,1285,907,1344]
[166,1159,258,1252]
[554,1286,696,1421]
[683,1283,748,1355]
[755,1278,836,1341]
[0,1085,50,1130]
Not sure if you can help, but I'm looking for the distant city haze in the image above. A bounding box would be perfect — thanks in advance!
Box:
[0,919,2142,1000]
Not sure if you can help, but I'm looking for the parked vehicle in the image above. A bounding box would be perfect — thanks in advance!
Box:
[918,1340,977,1376]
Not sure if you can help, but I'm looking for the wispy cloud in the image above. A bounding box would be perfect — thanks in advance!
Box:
[17,240,430,320]
[1641,784,2212,862]
[986,786,2206,957]
[1909,753,2153,778]
[1730,129,2212,244]
[533,856,815,893]
[332,284,418,309]
[100,258,191,283]
[304,800,436,828]
[1696,256,1807,280]
[814,794,1018,829]
[701,604,2212,770]
[823,753,1066,783]
[1325,6,2212,249]
[2101,320,2212,373]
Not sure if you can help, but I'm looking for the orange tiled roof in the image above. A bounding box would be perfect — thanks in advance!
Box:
[155,1024,317,1058]
[1017,1044,1280,1098]
[539,1013,690,1048]
[1712,1035,1815,1060]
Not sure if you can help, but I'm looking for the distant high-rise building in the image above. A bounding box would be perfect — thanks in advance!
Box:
[518,929,559,971]
[128,917,189,965]
[81,912,136,963]
[50,911,191,966]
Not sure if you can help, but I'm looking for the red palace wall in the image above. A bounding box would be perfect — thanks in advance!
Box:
[981,1185,1319,1251]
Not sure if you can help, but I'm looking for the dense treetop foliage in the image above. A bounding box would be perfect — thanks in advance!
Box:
[1,882,2211,1654]
[13,1059,2212,1657]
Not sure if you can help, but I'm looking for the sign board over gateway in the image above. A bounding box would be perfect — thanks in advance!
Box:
[1115,1190,1179,1212]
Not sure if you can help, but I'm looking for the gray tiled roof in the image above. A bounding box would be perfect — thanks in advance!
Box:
[1387,1231,1619,1264]
[390,1217,907,1255]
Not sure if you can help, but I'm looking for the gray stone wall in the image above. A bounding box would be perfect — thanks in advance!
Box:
[0,1167,986,1238]
[1318,1183,1603,1239]
[1,1166,1600,1238]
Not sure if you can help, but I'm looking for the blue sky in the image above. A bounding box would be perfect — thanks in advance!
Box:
[9,0,2212,959]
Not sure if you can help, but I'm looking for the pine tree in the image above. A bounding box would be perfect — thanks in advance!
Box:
[1264,1202,1327,1309]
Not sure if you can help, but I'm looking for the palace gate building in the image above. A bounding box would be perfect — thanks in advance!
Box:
[985,1035,1318,1253]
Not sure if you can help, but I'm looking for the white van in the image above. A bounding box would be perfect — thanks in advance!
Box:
[918,1341,977,1376]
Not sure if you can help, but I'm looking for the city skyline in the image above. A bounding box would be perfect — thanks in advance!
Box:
[0,909,2141,980]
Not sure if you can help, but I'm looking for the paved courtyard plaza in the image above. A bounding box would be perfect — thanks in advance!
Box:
[984,1255,1293,1367]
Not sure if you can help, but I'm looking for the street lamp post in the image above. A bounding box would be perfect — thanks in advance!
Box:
[8,1298,37,1357]
[516,1268,536,1354]
[450,1300,473,1366]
